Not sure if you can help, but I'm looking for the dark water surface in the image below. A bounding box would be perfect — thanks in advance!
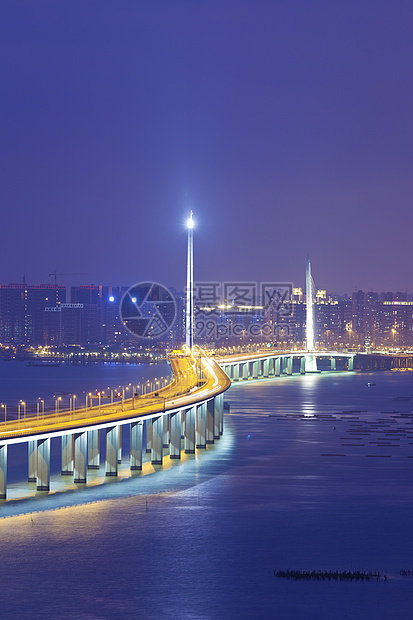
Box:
[0,364,413,619]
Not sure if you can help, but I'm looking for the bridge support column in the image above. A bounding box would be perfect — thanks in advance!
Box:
[300,356,306,374]
[213,395,221,439]
[105,426,119,477]
[118,426,122,464]
[29,439,37,481]
[219,393,224,435]
[348,357,354,371]
[233,364,239,381]
[263,359,269,378]
[146,419,152,453]
[181,410,185,439]
[268,358,275,376]
[184,407,196,454]
[130,421,143,470]
[206,399,215,444]
[170,411,181,459]
[242,363,249,380]
[0,445,6,499]
[331,357,336,371]
[196,402,207,448]
[274,358,281,376]
[88,429,100,469]
[151,416,163,465]
[61,434,73,475]
[305,354,318,373]
[36,438,50,491]
[252,361,259,379]
[286,357,293,375]
[74,431,87,483]
[163,415,170,448]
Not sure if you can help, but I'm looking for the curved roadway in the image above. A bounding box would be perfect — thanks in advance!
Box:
[0,351,231,444]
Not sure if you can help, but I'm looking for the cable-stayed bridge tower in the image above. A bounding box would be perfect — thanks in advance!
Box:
[305,256,318,372]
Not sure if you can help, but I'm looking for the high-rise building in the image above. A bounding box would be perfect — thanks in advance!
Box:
[0,284,65,345]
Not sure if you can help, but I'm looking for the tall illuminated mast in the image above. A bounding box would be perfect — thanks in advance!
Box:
[306,256,314,351]
[186,211,194,349]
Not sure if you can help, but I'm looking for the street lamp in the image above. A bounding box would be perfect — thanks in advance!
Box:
[37,398,44,419]
[55,396,62,415]
[37,396,44,417]
[1,403,6,424]
[18,400,26,421]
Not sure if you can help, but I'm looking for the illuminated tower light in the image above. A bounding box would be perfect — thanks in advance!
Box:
[186,211,194,349]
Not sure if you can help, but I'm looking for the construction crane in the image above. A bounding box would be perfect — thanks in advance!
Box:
[49,271,85,286]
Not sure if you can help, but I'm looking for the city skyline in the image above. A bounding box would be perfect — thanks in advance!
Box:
[2,2,413,294]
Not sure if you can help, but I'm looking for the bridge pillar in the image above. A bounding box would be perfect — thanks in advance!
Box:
[274,357,281,376]
[169,411,181,459]
[181,409,185,439]
[285,357,293,375]
[87,429,100,469]
[28,439,37,481]
[105,426,119,477]
[146,418,153,453]
[263,359,269,378]
[233,364,239,381]
[330,357,336,371]
[196,402,207,448]
[0,445,6,499]
[242,362,249,380]
[206,399,215,444]
[118,426,122,464]
[151,416,163,465]
[184,406,196,454]
[163,415,170,448]
[61,434,73,476]
[304,354,318,373]
[268,357,275,376]
[348,357,354,371]
[36,438,50,491]
[252,361,259,379]
[213,396,221,439]
[130,421,143,470]
[74,431,87,483]
[300,356,306,375]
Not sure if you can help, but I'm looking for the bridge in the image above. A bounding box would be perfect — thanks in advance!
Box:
[0,348,230,500]
[1,230,409,502]
[217,349,355,380]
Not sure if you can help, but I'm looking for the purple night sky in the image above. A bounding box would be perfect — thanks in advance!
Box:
[1,1,413,295]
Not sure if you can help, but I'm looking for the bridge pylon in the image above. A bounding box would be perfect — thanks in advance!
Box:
[305,257,319,373]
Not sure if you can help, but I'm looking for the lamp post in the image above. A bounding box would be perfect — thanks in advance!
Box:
[186,211,194,350]
[18,400,26,421]
[1,403,6,424]
[55,397,62,415]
